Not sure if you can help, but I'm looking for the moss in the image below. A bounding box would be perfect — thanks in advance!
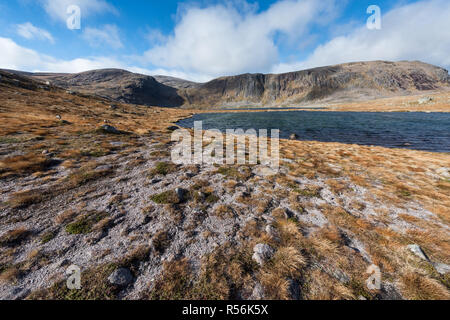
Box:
[40,231,57,244]
[150,162,176,176]
[150,190,180,204]
[65,211,108,235]
[216,166,252,181]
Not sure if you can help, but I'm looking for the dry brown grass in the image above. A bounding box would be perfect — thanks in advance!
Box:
[400,271,450,300]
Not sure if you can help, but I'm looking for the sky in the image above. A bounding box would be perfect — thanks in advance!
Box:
[0,0,449,82]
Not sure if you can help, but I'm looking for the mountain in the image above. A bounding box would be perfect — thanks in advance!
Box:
[3,60,449,108]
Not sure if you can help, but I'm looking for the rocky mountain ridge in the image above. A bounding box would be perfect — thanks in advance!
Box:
[3,60,449,108]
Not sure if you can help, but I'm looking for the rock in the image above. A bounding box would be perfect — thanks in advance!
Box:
[265,225,280,241]
[287,279,301,300]
[99,125,121,134]
[290,133,299,140]
[358,295,367,300]
[56,115,62,120]
[433,262,450,275]
[252,244,275,266]
[253,166,278,177]
[108,268,133,286]
[110,105,118,110]
[333,269,350,284]
[418,97,433,105]
[140,214,152,225]
[175,188,187,202]
[250,283,265,300]
[167,126,179,131]
[407,244,429,261]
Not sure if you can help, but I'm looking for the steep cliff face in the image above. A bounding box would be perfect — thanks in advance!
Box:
[5,60,449,108]
[180,61,450,108]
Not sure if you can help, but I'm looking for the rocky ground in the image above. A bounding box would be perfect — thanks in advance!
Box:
[0,72,449,300]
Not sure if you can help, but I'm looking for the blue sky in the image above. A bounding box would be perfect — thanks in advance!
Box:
[0,0,449,81]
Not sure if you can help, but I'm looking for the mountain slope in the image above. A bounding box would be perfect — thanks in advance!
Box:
[5,60,449,108]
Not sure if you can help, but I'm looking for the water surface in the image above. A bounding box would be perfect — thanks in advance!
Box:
[177,111,450,153]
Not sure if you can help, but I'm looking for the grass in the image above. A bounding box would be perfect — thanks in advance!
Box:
[152,230,171,255]
[216,166,252,181]
[40,231,57,244]
[65,211,108,235]
[0,228,30,247]
[65,165,113,189]
[150,162,177,176]
[150,190,180,204]
[0,153,54,176]
[8,189,48,209]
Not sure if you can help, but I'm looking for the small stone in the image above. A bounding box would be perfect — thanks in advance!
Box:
[140,214,152,225]
[287,279,301,300]
[99,125,121,134]
[175,188,187,202]
[250,283,265,300]
[252,244,275,266]
[108,268,133,286]
[407,244,429,261]
[333,269,350,284]
[418,97,432,105]
[290,133,299,140]
[433,262,450,275]
[265,225,280,241]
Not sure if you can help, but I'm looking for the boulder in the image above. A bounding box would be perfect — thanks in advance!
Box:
[252,244,275,266]
[99,125,121,134]
[407,244,429,261]
[108,268,133,286]
[433,262,450,275]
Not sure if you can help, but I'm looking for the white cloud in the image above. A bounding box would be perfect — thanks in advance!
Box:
[143,0,338,79]
[0,37,122,73]
[41,0,116,22]
[272,0,450,73]
[0,37,194,81]
[16,22,55,43]
[82,25,123,49]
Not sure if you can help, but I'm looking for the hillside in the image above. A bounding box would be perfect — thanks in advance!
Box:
[5,60,449,109]
[0,70,449,300]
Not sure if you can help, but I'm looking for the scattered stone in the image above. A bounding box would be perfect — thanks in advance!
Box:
[140,214,152,225]
[418,97,433,105]
[290,133,299,140]
[432,262,450,275]
[265,225,280,241]
[110,105,118,110]
[332,269,350,284]
[407,244,429,261]
[287,279,301,300]
[253,166,277,177]
[108,268,133,286]
[250,283,265,300]
[175,188,187,202]
[167,126,179,131]
[99,125,121,134]
[252,244,275,266]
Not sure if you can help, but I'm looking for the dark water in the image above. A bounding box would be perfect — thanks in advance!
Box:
[177,111,450,153]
